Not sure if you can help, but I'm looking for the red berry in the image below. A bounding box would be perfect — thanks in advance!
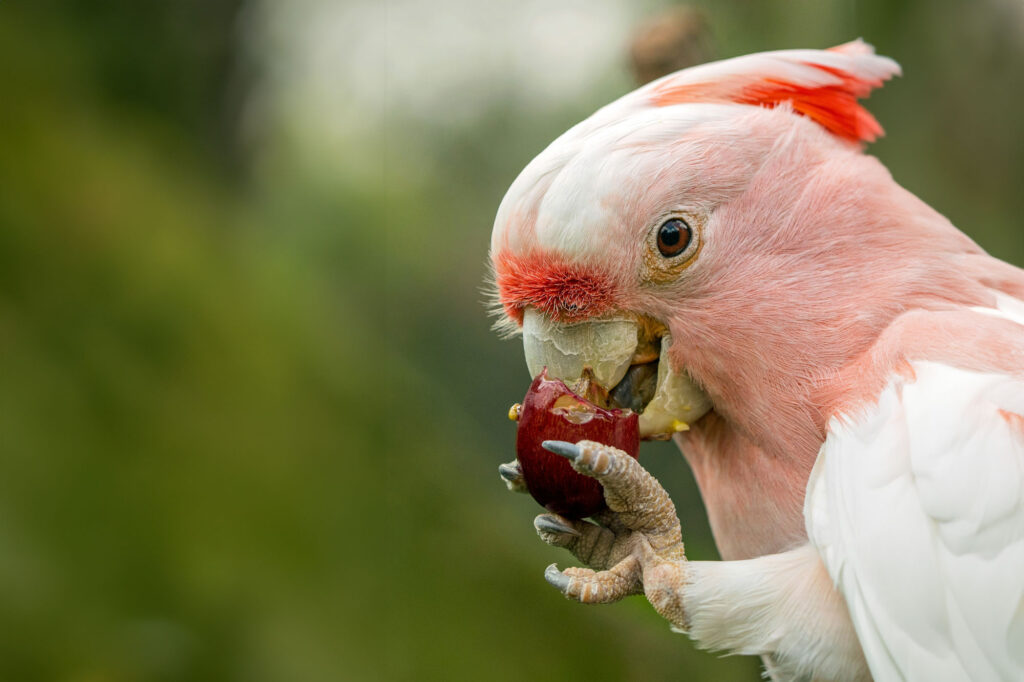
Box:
[515,369,640,518]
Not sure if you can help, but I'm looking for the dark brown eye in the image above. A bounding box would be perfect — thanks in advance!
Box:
[656,218,692,257]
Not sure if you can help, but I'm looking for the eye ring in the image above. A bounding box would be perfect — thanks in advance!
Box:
[656,218,692,258]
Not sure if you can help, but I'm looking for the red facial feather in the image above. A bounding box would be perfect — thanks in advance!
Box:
[494,251,618,324]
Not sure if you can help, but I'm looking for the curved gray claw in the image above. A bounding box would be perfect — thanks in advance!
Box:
[498,462,520,482]
[498,460,527,493]
[534,514,580,537]
[541,440,580,461]
[544,563,570,592]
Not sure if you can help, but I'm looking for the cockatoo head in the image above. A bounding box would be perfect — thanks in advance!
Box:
[491,41,989,458]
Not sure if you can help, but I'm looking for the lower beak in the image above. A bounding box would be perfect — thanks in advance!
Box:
[521,308,711,439]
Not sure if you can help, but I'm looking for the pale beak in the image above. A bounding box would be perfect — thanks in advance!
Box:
[521,307,712,439]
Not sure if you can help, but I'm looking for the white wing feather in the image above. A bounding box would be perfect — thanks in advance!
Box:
[806,361,1024,681]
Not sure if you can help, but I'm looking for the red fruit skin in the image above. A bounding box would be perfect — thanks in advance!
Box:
[515,369,640,519]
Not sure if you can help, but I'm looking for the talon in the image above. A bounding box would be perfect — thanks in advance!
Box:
[498,460,527,493]
[534,514,580,537]
[544,563,571,592]
[498,462,520,482]
[541,440,581,461]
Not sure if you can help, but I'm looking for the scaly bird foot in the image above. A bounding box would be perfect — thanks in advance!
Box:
[544,557,643,603]
[536,440,688,614]
[541,440,684,558]
[534,513,635,570]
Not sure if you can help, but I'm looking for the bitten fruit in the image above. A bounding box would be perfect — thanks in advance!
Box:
[514,369,640,518]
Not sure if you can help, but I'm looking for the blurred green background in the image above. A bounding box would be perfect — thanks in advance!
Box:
[1,1,1021,680]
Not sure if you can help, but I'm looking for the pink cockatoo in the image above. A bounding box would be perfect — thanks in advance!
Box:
[490,40,1024,681]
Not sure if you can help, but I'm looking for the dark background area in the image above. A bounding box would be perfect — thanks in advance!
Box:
[0,1,1021,680]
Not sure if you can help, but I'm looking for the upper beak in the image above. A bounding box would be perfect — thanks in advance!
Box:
[521,307,712,439]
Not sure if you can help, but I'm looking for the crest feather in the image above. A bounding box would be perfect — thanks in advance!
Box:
[647,39,901,143]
